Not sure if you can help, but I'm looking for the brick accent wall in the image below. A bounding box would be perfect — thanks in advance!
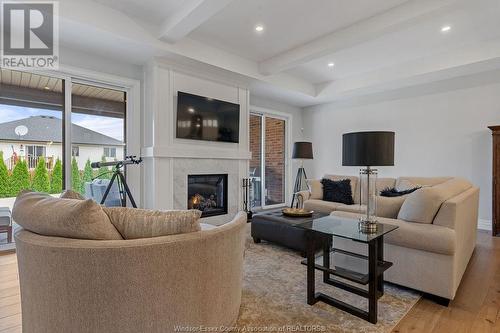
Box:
[249,115,261,177]
[264,117,285,205]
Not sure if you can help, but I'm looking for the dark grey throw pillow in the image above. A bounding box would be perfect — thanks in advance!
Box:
[380,186,421,197]
[321,178,354,205]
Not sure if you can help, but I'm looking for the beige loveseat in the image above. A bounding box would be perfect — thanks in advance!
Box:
[298,175,479,302]
[15,211,247,333]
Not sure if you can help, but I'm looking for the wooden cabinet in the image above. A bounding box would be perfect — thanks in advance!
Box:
[489,126,500,236]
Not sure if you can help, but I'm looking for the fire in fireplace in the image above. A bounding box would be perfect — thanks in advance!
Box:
[187,174,228,217]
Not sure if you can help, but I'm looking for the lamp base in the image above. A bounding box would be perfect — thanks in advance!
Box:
[358,217,378,233]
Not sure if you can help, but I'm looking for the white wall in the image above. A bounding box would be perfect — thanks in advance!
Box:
[303,82,500,228]
[59,46,143,80]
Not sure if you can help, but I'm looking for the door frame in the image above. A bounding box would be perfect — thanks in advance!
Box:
[249,106,293,209]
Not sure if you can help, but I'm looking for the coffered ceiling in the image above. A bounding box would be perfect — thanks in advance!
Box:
[49,0,500,106]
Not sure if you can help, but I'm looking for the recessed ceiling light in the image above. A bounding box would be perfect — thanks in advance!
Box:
[255,24,264,32]
[441,25,451,33]
[328,62,335,68]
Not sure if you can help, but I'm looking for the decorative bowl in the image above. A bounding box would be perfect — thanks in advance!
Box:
[282,208,313,217]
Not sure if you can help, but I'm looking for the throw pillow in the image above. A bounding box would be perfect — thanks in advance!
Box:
[60,189,85,200]
[398,178,472,224]
[321,178,354,205]
[380,186,420,197]
[376,196,407,219]
[12,190,123,240]
[324,174,358,203]
[103,207,202,239]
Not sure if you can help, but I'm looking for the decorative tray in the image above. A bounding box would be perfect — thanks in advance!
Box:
[282,208,314,217]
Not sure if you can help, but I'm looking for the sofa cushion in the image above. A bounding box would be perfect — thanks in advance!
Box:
[12,191,123,240]
[103,207,202,239]
[398,178,472,224]
[306,179,323,199]
[395,177,451,191]
[376,195,407,219]
[331,211,456,255]
[304,199,345,214]
[321,178,354,205]
[333,196,405,218]
[335,204,367,214]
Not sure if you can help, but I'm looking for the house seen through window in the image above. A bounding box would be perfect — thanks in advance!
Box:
[104,147,117,158]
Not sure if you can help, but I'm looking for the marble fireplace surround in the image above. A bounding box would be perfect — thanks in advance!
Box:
[173,158,241,225]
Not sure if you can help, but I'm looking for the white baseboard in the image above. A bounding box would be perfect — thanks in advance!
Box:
[478,219,492,231]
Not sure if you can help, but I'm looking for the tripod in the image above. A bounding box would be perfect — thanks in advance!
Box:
[91,156,142,208]
[99,167,137,208]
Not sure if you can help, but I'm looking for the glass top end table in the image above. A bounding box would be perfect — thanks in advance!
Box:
[299,215,398,242]
[297,215,399,324]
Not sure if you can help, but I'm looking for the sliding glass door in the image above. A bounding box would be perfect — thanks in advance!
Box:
[0,68,128,245]
[249,112,288,209]
[70,82,126,203]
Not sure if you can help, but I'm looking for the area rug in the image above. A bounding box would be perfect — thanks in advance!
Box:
[236,225,421,332]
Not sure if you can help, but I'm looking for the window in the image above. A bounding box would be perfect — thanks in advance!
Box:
[26,145,46,158]
[104,147,117,158]
[72,146,79,157]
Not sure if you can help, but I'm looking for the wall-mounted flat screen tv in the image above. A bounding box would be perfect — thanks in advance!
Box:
[176,91,240,143]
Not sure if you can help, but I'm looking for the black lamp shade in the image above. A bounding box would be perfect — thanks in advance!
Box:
[342,131,395,166]
[292,141,313,159]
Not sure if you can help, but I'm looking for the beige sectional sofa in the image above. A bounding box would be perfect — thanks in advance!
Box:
[298,175,479,302]
[13,191,247,333]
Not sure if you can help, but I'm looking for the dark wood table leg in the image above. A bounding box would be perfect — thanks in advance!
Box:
[7,226,12,243]
[323,235,331,283]
[306,231,317,305]
[377,236,384,297]
[368,240,378,324]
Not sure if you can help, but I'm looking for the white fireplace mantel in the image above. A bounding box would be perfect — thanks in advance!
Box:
[141,60,251,225]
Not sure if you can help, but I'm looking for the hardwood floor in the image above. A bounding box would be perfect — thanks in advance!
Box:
[0,251,20,333]
[393,231,500,333]
[0,231,498,332]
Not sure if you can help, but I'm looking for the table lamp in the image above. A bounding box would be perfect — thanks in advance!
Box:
[342,131,395,232]
[291,141,313,208]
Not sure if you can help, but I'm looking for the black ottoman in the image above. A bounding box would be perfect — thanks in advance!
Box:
[251,209,329,256]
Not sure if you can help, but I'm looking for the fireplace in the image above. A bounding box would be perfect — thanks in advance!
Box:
[187,174,228,217]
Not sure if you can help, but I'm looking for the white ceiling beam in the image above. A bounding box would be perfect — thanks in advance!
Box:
[158,0,234,43]
[258,0,462,75]
[312,38,500,103]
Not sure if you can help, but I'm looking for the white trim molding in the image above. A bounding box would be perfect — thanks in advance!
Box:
[478,219,492,231]
[249,105,294,208]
